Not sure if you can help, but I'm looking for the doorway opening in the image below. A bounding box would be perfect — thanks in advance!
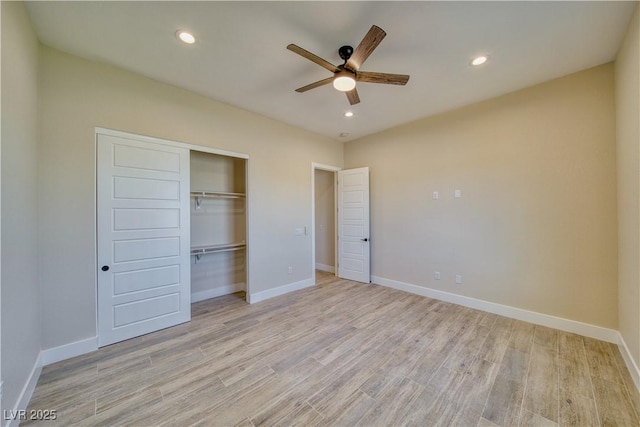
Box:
[311,163,340,284]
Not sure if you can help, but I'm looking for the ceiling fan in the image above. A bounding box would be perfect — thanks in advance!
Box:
[287,25,410,105]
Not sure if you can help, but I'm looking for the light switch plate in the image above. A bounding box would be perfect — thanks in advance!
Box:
[433,191,439,200]
[454,189,461,198]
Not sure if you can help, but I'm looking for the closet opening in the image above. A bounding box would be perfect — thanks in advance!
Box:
[190,151,247,302]
[96,128,249,346]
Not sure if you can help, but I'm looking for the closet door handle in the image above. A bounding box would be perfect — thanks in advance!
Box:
[101,265,110,272]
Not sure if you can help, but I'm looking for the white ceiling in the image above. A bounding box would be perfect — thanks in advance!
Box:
[25,1,636,142]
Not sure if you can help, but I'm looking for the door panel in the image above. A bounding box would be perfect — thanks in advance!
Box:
[113,177,180,200]
[343,207,364,220]
[113,293,181,327]
[97,133,191,347]
[113,265,180,295]
[113,143,182,172]
[113,208,180,230]
[343,241,364,253]
[342,258,364,271]
[338,167,370,283]
[113,237,180,262]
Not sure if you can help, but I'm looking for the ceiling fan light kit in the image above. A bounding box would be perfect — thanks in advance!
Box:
[287,25,410,105]
[333,74,356,92]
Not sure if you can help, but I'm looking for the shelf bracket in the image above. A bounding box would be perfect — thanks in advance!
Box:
[195,196,202,209]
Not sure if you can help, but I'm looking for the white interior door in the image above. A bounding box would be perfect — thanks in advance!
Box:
[338,167,370,283]
[97,133,191,347]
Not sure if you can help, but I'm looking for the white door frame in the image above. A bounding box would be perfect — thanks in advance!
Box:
[95,127,251,343]
[311,162,341,284]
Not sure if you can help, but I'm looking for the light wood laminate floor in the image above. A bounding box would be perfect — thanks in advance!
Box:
[26,271,640,426]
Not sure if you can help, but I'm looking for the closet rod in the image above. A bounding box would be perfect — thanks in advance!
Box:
[191,191,245,199]
[191,243,245,262]
[191,243,246,260]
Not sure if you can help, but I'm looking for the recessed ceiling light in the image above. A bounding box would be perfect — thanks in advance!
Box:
[344,111,354,118]
[176,30,196,44]
[470,55,488,66]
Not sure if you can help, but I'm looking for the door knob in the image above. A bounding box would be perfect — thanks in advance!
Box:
[361,238,369,242]
[101,265,110,272]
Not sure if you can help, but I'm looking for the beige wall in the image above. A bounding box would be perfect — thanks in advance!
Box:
[616,4,640,366]
[345,64,618,328]
[315,169,335,270]
[38,46,343,349]
[1,0,41,417]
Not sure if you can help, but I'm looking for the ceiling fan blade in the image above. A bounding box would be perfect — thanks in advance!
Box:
[357,71,410,85]
[346,87,360,105]
[295,76,335,93]
[287,44,340,73]
[346,25,386,71]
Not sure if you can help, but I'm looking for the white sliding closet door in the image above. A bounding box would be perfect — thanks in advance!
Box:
[97,132,191,347]
[338,167,370,283]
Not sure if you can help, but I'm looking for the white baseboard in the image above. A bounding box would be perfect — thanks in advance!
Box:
[192,283,245,303]
[315,263,335,273]
[41,336,98,367]
[5,354,42,427]
[617,332,640,391]
[248,278,314,304]
[371,275,619,344]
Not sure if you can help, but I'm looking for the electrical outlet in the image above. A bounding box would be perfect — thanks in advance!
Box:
[454,189,461,198]
[288,266,293,274]
[434,271,441,280]
[455,275,462,284]
[433,191,439,200]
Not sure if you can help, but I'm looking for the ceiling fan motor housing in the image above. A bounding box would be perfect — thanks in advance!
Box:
[339,45,354,62]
